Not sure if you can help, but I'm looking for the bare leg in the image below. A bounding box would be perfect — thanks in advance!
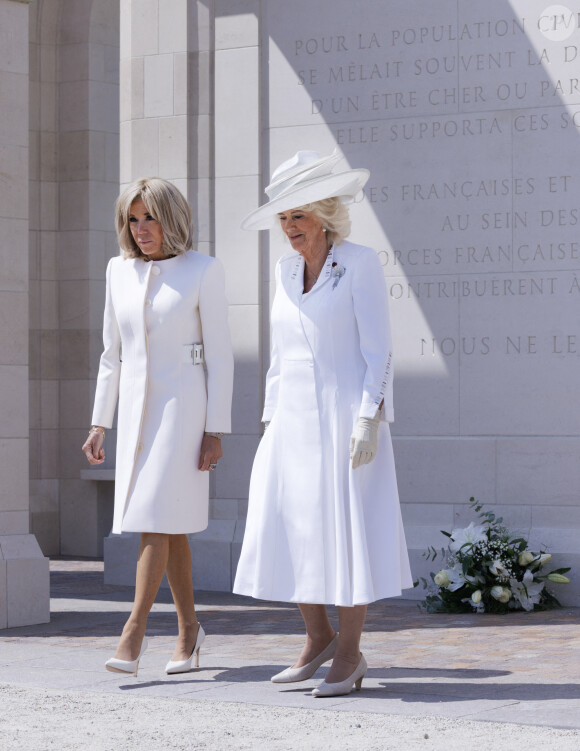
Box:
[292,604,336,667]
[324,604,367,683]
[113,533,169,660]
[165,534,200,662]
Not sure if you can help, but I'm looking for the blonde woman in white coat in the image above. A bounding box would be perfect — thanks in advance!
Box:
[234,150,413,697]
[82,178,233,677]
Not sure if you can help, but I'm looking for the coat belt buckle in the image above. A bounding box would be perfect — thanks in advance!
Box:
[193,343,204,365]
[183,344,204,365]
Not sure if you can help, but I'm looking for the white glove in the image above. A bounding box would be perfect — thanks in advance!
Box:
[349,413,381,469]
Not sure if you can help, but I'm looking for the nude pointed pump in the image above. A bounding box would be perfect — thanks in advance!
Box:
[165,624,205,675]
[311,654,367,697]
[270,634,338,684]
[105,637,148,677]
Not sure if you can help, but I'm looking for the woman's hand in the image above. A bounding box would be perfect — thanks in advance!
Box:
[350,413,380,469]
[82,429,105,465]
[199,434,223,471]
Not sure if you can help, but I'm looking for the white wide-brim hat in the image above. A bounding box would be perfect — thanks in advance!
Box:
[241,148,370,230]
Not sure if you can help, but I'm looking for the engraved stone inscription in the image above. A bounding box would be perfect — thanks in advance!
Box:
[267,0,580,435]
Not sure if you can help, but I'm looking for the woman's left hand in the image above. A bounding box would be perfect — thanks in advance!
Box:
[199,434,223,471]
[350,413,380,469]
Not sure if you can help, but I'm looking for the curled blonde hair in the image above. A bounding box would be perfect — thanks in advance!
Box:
[293,197,351,247]
[115,177,194,259]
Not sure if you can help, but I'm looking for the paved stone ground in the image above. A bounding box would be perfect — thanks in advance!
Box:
[0,559,579,749]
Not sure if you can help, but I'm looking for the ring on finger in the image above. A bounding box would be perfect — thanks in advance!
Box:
[209,463,217,470]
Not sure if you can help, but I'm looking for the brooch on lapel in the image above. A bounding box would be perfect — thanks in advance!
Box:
[331,261,346,289]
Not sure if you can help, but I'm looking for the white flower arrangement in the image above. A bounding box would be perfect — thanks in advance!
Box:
[417,497,571,614]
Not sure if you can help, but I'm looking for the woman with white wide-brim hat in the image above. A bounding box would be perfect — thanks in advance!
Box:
[234,149,413,697]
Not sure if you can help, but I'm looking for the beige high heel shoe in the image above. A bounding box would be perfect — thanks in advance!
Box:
[165,624,205,674]
[105,637,148,677]
[271,634,338,683]
[311,654,367,697]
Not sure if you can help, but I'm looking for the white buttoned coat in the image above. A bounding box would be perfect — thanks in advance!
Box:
[234,242,413,606]
[91,251,234,535]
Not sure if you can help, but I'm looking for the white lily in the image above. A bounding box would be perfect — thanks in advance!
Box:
[510,570,544,611]
[449,522,487,552]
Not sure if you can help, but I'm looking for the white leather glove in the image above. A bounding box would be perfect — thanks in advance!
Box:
[350,413,381,469]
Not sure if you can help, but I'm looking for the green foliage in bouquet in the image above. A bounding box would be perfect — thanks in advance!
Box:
[416,497,571,614]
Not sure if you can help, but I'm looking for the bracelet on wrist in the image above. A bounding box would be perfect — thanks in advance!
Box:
[90,425,105,436]
[205,431,224,439]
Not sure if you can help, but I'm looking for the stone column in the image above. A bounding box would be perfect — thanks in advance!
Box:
[213,0,262,587]
[0,0,49,629]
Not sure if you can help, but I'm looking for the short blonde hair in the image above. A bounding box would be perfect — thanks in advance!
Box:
[115,177,194,259]
[293,197,351,246]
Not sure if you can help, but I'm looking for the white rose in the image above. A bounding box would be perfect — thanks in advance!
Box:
[518,552,535,566]
[434,570,451,588]
[491,585,511,603]
[471,589,482,604]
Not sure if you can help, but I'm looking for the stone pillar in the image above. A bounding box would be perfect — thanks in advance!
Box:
[0,0,49,629]
[213,0,262,586]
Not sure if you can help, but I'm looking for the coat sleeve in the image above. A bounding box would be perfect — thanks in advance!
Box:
[199,257,234,432]
[352,247,394,423]
[91,257,122,428]
[261,260,282,422]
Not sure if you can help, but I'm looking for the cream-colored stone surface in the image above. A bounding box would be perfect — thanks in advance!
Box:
[0,2,28,74]
[215,176,261,304]
[5,556,50,627]
[128,0,158,58]
[393,437,497,503]
[497,438,580,505]
[0,558,6,629]
[0,534,49,628]
[159,0,188,53]
[215,47,259,176]
[0,219,27,290]
[144,54,174,117]
[0,512,28,536]
[228,307,261,433]
[0,292,28,363]
[214,435,261,500]
[0,366,28,437]
[215,0,259,49]
[158,115,188,178]
[59,478,99,556]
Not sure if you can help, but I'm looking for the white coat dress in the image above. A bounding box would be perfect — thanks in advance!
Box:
[233,241,413,606]
[91,250,234,535]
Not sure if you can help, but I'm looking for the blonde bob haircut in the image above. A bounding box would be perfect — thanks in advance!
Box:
[291,197,351,247]
[115,177,194,259]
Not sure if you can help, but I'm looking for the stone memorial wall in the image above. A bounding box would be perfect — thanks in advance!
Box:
[254,0,580,599]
